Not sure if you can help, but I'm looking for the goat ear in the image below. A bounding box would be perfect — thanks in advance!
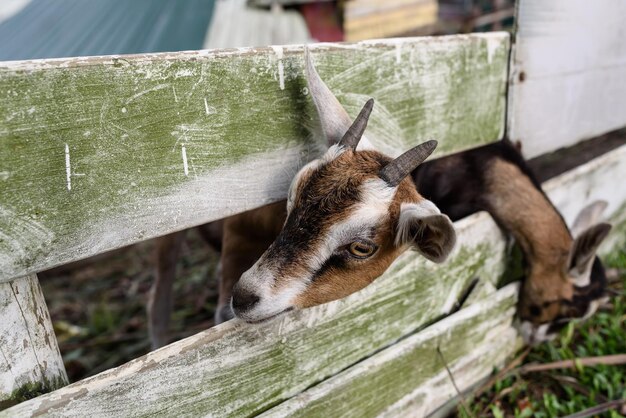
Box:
[305,48,372,148]
[396,200,456,263]
[570,200,608,238]
[567,223,611,281]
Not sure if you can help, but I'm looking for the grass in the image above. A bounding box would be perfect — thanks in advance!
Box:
[456,249,626,418]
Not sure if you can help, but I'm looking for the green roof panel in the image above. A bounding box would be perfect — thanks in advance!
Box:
[0,0,216,60]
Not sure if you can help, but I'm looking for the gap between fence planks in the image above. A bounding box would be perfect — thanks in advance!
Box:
[0,34,510,282]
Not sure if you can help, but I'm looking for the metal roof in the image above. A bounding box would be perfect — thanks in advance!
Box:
[0,0,216,61]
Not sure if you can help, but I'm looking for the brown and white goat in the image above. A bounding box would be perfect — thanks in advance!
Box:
[413,141,612,343]
[217,141,612,341]
[229,52,457,323]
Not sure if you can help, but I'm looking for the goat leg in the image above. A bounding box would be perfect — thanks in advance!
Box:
[148,230,186,349]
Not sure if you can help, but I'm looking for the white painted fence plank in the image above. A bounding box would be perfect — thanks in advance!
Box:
[0,275,68,408]
[508,0,626,158]
[544,144,626,230]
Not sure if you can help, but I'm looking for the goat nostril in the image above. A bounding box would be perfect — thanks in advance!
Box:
[529,304,541,317]
[232,290,260,312]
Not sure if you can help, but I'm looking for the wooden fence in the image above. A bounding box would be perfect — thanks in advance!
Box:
[1,0,625,416]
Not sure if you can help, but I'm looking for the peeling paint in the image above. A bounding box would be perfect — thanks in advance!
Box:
[0,275,68,404]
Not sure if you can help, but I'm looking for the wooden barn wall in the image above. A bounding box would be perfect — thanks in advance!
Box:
[508,0,626,158]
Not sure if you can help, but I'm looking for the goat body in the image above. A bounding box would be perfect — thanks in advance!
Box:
[414,140,610,342]
[215,139,610,341]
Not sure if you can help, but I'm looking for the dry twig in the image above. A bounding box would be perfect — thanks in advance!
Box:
[474,346,532,396]
[436,346,475,418]
[562,399,626,418]
[520,354,626,373]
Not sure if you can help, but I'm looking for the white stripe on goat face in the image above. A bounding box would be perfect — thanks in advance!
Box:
[308,178,396,273]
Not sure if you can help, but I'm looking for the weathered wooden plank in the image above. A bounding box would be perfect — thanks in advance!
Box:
[542,144,626,255]
[345,0,435,19]
[344,1,438,42]
[260,284,520,418]
[508,0,626,158]
[0,275,68,409]
[601,203,626,256]
[0,34,510,281]
[1,212,509,417]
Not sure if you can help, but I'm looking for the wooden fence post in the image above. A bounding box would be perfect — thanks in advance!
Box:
[0,275,68,409]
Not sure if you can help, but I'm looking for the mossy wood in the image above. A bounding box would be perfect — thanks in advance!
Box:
[0,34,510,282]
[508,0,626,158]
[2,211,510,417]
[4,143,625,417]
[0,275,68,408]
[261,284,520,418]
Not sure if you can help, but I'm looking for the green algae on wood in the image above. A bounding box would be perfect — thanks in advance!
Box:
[260,284,521,418]
[0,34,510,281]
[1,212,508,417]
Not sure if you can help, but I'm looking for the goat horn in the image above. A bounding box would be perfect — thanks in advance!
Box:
[338,98,374,150]
[379,140,438,186]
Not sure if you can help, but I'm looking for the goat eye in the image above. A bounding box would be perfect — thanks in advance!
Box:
[348,241,377,259]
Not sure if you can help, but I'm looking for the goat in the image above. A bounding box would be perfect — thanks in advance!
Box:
[413,142,611,343]
[215,143,611,342]
[228,51,457,323]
